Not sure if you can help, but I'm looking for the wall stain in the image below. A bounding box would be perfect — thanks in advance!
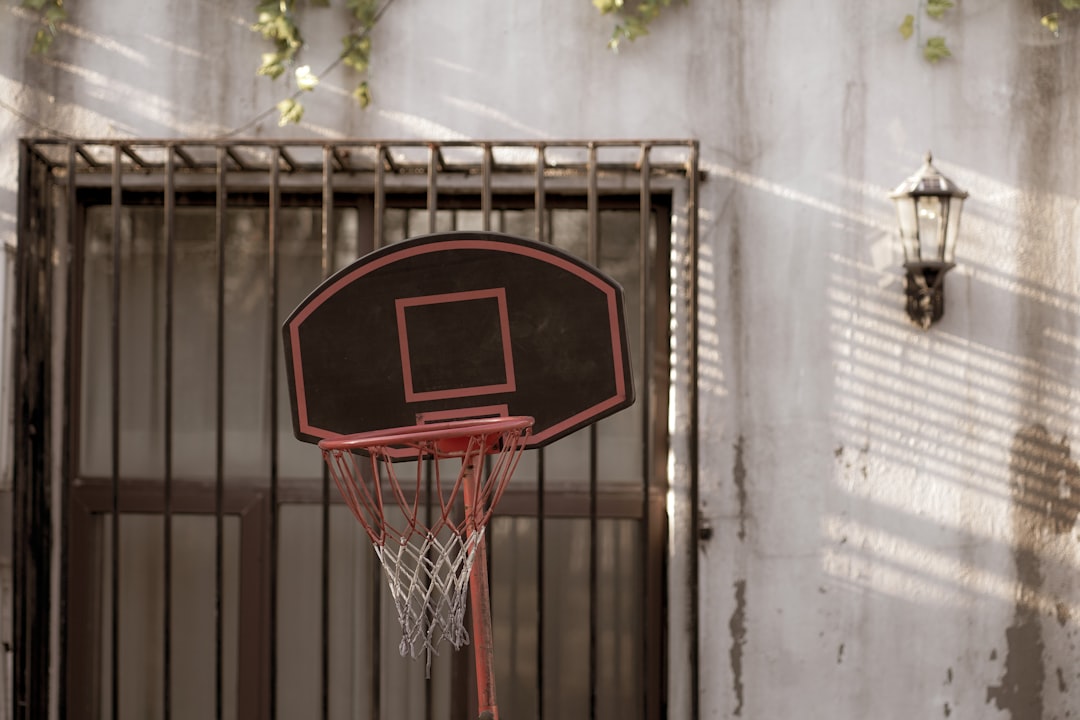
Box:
[836,643,844,664]
[986,424,1080,718]
[729,579,747,717]
[733,435,748,541]
[944,702,952,717]
[1056,667,1067,693]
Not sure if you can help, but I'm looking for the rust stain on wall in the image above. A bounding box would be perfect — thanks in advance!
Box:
[733,435,748,541]
[985,424,1080,718]
[729,579,747,717]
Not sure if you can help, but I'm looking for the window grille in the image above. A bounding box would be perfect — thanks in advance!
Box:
[14,139,699,720]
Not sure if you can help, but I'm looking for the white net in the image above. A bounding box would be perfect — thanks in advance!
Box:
[375,527,485,674]
[319,417,531,677]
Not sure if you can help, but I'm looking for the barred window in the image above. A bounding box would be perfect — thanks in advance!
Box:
[15,140,698,720]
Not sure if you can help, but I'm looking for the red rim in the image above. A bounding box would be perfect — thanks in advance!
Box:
[318,416,534,452]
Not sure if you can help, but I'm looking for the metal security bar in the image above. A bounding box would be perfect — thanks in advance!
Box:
[13,138,699,720]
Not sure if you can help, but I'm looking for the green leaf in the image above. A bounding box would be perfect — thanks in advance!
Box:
[341,33,371,72]
[925,0,954,20]
[353,81,372,109]
[622,16,650,41]
[31,27,53,54]
[43,5,66,25]
[639,0,662,22]
[252,10,302,48]
[294,64,319,91]
[347,0,378,25]
[1042,12,1061,33]
[899,14,914,39]
[257,52,287,78]
[924,0,953,19]
[277,98,304,125]
[923,36,951,62]
[593,0,622,14]
[1061,0,1080,10]
[22,0,48,10]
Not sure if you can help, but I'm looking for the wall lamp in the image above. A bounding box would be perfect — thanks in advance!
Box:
[889,153,968,328]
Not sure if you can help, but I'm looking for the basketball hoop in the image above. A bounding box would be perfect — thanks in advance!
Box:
[287,232,637,720]
[319,416,532,686]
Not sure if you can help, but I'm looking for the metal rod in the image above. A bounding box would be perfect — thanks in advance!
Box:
[370,550,382,720]
[638,145,652,718]
[268,146,281,720]
[374,144,385,249]
[534,154,548,720]
[425,161,438,720]
[11,144,29,720]
[110,144,122,720]
[214,146,228,720]
[320,146,334,720]
[482,145,492,231]
[687,141,701,720]
[39,145,56,720]
[535,145,546,242]
[163,143,177,720]
[535,448,545,720]
[428,144,438,231]
[58,140,80,720]
[461,453,498,720]
[586,142,599,720]
[370,146,384,720]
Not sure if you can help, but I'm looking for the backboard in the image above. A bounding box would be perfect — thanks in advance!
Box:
[282,231,634,456]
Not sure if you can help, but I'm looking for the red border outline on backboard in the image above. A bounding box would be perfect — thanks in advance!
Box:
[396,288,516,402]
[287,238,628,445]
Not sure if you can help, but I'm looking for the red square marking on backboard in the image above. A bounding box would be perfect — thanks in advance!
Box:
[395,288,516,403]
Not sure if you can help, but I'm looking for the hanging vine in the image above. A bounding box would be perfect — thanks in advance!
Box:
[21,0,66,54]
[21,0,1080,126]
[900,0,1080,62]
[899,0,955,62]
[592,0,686,51]
[251,0,379,125]
[21,0,683,122]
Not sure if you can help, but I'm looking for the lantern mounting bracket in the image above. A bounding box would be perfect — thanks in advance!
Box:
[903,260,955,329]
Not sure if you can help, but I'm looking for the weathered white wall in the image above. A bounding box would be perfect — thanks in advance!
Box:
[3,1,1080,718]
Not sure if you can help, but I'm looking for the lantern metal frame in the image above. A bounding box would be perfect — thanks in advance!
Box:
[889,153,968,328]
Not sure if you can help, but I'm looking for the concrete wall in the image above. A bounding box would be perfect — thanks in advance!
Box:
[3,0,1080,718]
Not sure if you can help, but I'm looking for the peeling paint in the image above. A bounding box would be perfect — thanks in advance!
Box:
[987,423,1080,718]
[733,435,748,541]
[986,622,1045,718]
[1056,602,1071,627]
[729,580,747,717]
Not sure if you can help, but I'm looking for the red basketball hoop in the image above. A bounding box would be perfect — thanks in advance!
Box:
[319,416,533,719]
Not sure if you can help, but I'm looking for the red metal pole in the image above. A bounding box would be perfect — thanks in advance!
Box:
[462,451,499,720]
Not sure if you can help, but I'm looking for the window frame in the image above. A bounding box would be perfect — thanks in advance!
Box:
[13,139,700,720]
